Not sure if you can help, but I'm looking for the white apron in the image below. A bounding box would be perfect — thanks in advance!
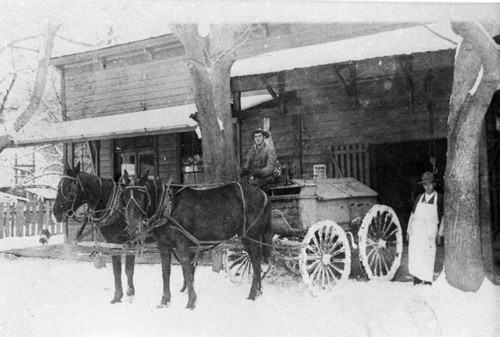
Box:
[408,193,439,282]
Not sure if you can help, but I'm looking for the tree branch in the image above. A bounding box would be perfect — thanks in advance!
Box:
[0,73,17,118]
[0,34,43,53]
[13,23,61,132]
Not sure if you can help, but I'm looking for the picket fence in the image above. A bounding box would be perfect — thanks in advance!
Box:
[0,200,62,239]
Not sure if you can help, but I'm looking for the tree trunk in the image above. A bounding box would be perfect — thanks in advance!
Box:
[0,23,60,153]
[171,24,250,184]
[443,22,500,291]
[479,121,494,276]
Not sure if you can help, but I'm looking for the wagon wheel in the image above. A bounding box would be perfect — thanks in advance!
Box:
[300,220,351,291]
[358,204,403,281]
[223,248,270,283]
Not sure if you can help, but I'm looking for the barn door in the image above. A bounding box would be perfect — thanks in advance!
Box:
[330,143,370,186]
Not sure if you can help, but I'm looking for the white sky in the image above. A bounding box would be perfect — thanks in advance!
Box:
[1,1,499,57]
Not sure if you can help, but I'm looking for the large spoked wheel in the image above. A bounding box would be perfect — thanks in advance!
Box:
[223,248,270,283]
[300,220,351,291]
[358,204,403,281]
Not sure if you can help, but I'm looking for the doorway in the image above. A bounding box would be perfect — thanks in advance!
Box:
[371,139,447,235]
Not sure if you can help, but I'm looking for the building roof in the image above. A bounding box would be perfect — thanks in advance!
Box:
[231,22,459,77]
[13,95,271,146]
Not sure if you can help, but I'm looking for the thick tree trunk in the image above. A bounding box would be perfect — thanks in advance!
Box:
[443,22,500,291]
[479,122,494,276]
[172,24,249,183]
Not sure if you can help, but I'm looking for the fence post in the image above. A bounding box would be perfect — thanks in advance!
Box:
[0,203,4,239]
[27,202,35,236]
[15,202,25,237]
[37,200,44,233]
[46,201,55,234]
[5,204,12,237]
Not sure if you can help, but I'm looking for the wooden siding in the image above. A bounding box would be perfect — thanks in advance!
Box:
[238,50,453,179]
[158,134,181,183]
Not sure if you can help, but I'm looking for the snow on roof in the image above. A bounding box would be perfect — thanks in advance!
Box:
[14,95,271,146]
[231,22,460,77]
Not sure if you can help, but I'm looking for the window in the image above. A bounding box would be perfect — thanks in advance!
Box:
[181,131,203,184]
[114,136,157,180]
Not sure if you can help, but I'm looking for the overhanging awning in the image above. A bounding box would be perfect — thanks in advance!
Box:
[14,94,272,146]
[231,22,460,77]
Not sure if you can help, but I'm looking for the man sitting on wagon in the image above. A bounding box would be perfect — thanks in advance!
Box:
[240,128,277,193]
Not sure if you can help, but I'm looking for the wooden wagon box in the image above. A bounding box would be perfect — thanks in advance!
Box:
[269,177,378,230]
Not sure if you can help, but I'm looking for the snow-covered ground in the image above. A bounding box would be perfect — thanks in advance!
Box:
[0,234,64,251]
[0,238,499,337]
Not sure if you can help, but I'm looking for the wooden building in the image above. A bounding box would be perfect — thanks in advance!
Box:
[13,23,500,240]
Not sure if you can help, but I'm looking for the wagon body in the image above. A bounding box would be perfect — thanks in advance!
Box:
[226,177,403,291]
[269,177,377,231]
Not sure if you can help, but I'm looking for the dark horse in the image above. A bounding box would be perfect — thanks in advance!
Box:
[53,163,137,304]
[122,173,272,310]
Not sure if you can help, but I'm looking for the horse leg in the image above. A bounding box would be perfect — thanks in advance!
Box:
[111,255,124,304]
[172,249,189,293]
[243,239,262,301]
[125,254,135,297]
[178,243,196,310]
[158,247,172,308]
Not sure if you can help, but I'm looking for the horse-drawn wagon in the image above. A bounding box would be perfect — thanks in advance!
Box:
[54,165,403,307]
[224,177,403,291]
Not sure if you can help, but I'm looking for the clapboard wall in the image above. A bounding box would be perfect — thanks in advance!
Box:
[238,49,454,179]
[56,24,421,183]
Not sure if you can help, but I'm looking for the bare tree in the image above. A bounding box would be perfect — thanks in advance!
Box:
[0,23,61,153]
[171,24,251,183]
[443,22,500,291]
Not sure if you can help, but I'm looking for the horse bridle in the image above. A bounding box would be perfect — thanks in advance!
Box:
[124,185,152,218]
[58,175,84,219]
[58,173,107,221]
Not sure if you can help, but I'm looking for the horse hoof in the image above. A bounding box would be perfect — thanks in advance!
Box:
[246,296,256,301]
[185,304,195,310]
[110,298,122,304]
[157,304,168,309]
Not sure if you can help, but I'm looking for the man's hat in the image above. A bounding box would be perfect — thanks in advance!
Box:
[252,128,270,139]
[419,171,436,184]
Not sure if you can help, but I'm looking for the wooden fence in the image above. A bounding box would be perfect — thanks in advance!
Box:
[0,200,62,239]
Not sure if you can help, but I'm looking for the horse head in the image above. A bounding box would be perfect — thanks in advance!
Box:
[53,162,85,223]
[122,171,152,238]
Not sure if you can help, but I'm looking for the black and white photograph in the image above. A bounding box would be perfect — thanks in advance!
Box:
[0,1,499,336]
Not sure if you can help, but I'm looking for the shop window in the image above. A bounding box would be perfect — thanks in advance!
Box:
[114,136,157,180]
[181,131,203,184]
[73,142,97,174]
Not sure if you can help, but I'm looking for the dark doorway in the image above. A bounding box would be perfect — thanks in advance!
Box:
[371,139,447,236]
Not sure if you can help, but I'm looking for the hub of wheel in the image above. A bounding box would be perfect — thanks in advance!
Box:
[322,253,332,265]
[377,239,387,249]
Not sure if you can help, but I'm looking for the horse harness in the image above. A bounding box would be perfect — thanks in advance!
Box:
[59,174,122,242]
[125,181,269,255]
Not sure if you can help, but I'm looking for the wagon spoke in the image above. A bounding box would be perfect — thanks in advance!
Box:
[384,227,399,240]
[306,259,322,272]
[325,265,339,283]
[307,238,322,255]
[228,254,247,268]
[327,238,342,255]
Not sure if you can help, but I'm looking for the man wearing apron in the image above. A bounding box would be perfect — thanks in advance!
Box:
[407,172,444,285]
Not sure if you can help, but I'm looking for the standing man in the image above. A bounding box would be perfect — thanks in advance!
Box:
[407,171,444,285]
[240,128,277,192]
